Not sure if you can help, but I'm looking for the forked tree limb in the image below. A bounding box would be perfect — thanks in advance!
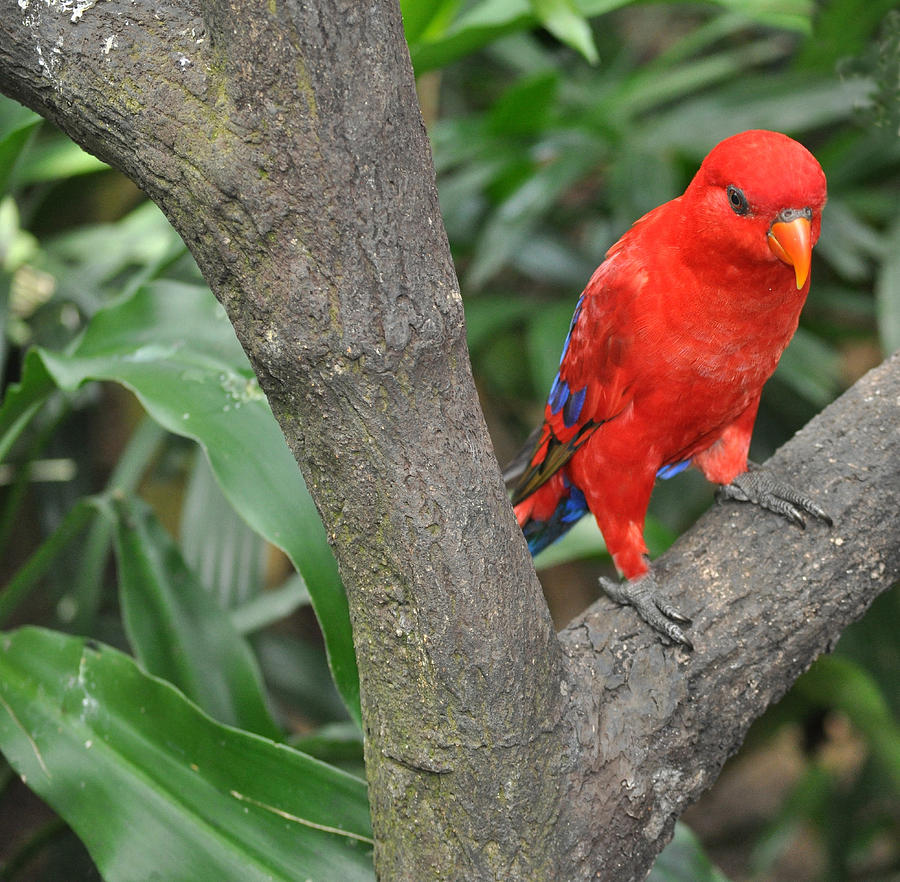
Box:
[1,3,897,879]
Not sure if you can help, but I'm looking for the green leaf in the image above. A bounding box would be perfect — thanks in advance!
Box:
[534,515,607,569]
[293,722,366,764]
[794,0,894,71]
[775,327,840,408]
[0,281,361,726]
[410,0,534,73]
[293,722,366,778]
[525,297,576,394]
[488,71,561,139]
[643,74,871,157]
[7,134,108,187]
[532,0,599,63]
[649,821,732,882]
[464,294,536,353]
[0,499,95,626]
[111,494,282,740]
[467,146,596,289]
[256,632,351,725]
[0,98,41,197]
[36,202,192,317]
[0,627,374,882]
[875,216,900,355]
[231,573,311,635]
[708,0,813,34]
[796,654,900,790]
[818,197,885,284]
[0,347,55,464]
[409,0,634,72]
[400,0,464,44]
[181,449,266,609]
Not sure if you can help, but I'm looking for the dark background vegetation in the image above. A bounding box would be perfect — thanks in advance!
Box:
[1,0,898,879]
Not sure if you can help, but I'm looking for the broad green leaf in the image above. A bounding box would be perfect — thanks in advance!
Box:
[606,36,792,121]
[111,494,282,740]
[794,0,894,71]
[0,627,374,882]
[818,198,885,284]
[293,722,366,778]
[409,0,547,73]
[407,0,806,73]
[293,722,366,764]
[0,499,95,626]
[832,586,900,720]
[36,201,189,317]
[69,417,169,634]
[525,297,577,394]
[0,281,361,726]
[532,0,599,63]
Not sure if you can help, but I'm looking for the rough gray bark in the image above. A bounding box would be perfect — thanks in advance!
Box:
[1,3,897,880]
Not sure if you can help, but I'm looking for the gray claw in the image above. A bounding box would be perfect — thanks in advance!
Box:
[601,575,693,650]
[718,467,832,527]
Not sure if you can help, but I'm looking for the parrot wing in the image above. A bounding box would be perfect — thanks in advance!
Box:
[506,258,641,506]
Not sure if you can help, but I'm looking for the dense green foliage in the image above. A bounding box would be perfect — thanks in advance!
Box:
[1,1,898,878]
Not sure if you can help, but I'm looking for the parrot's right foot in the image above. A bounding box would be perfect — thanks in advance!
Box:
[600,574,693,649]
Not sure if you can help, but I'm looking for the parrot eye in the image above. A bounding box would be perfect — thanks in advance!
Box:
[726,185,750,216]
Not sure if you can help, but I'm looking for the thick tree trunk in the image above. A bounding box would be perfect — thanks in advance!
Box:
[1,3,897,879]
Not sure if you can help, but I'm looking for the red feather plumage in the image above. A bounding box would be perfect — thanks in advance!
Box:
[509,130,827,592]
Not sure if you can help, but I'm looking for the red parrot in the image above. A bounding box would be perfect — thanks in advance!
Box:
[506,129,830,648]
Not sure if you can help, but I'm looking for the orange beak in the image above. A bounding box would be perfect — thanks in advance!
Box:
[767,216,812,290]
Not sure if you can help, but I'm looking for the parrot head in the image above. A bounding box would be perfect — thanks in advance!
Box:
[684,129,827,291]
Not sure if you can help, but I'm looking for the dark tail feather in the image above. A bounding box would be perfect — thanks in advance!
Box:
[521,478,589,557]
[502,425,543,486]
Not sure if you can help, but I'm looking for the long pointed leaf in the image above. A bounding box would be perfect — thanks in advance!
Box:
[0,627,374,882]
[2,281,360,725]
[111,494,282,740]
[532,0,599,63]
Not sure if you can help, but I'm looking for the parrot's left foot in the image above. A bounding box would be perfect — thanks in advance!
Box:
[600,574,693,649]
[718,466,832,527]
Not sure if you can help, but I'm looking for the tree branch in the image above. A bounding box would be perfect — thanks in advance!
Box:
[1,3,897,880]
[558,352,900,878]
